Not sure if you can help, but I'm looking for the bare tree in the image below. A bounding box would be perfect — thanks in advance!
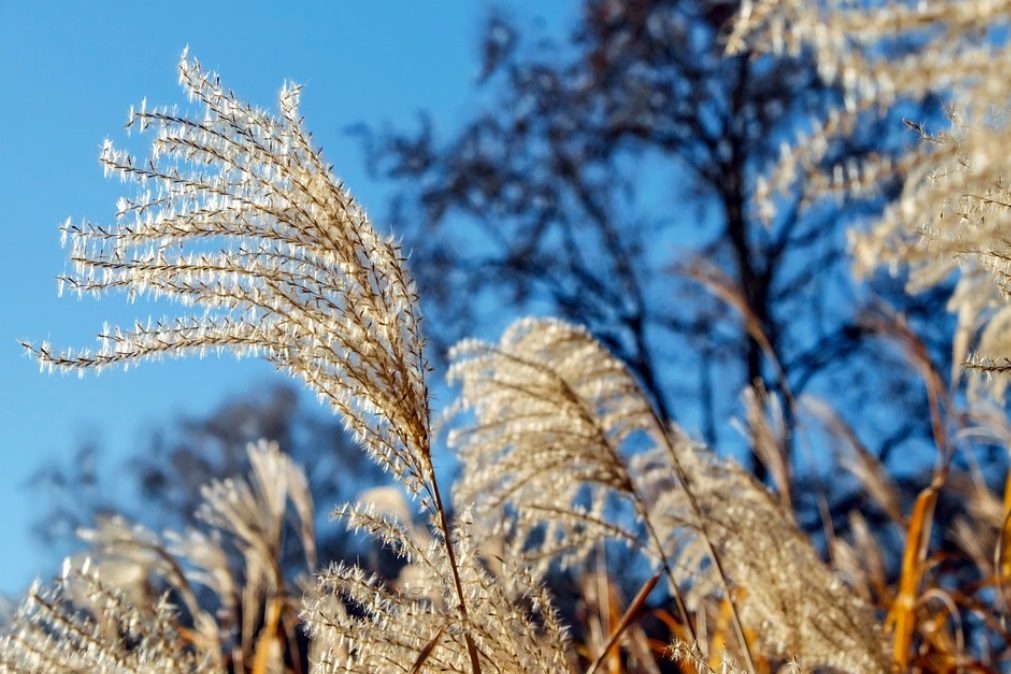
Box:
[12,8,1011,666]
[365,0,951,477]
[28,384,388,574]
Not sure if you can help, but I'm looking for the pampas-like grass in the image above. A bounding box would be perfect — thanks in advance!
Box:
[13,35,1011,672]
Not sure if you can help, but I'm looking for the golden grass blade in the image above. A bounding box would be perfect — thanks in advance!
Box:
[920,588,965,670]
[585,571,661,674]
[708,598,731,673]
[251,597,283,674]
[602,566,623,674]
[995,507,1011,628]
[410,624,447,674]
[464,634,484,674]
[889,484,938,668]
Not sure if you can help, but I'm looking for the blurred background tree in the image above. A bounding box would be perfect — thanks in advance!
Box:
[22,0,1001,634]
[14,1,1011,669]
[28,385,388,576]
[25,0,973,588]
[360,0,953,480]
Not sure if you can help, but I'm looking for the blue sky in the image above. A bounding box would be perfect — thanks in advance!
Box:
[0,1,576,595]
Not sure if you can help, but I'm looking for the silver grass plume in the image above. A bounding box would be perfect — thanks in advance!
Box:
[3,436,573,673]
[730,1,1011,399]
[448,317,664,573]
[302,504,572,673]
[0,561,214,674]
[650,445,888,673]
[190,439,316,665]
[448,317,888,673]
[448,317,708,660]
[19,51,567,673]
[23,49,433,500]
[8,440,319,673]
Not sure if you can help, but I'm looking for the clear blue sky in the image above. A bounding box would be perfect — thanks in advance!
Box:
[0,1,576,595]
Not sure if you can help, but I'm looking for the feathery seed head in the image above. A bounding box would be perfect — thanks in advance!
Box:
[25,52,435,498]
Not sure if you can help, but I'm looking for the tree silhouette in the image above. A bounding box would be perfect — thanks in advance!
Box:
[366,0,951,477]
